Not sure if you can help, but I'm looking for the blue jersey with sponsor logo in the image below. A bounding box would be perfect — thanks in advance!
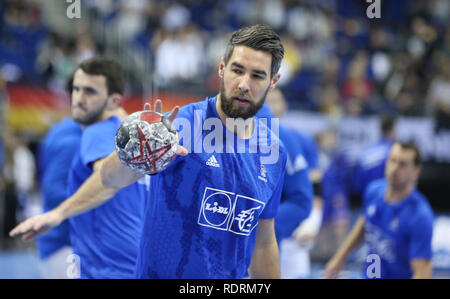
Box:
[36,118,82,259]
[353,139,394,197]
[363,179,434,279]
[135,96,287,278]
[68,116,149,279]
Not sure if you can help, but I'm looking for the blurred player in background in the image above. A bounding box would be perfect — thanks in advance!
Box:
[256,88,315,278]
[257,89,315,241]
[325,141,434,279]
[352,115,397,200]
[11,57,149,278]
[36,117,82,278]
[290,128,353,268]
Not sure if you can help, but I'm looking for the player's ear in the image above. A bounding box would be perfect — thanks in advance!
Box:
[414,165,422,180]
[108,93,123,109]
[218,58,225,78]
[270,73,281,90]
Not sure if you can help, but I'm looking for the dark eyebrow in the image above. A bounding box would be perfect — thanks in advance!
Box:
[230,62,267,77]
[72,84,98,94]
[231,62,245,69]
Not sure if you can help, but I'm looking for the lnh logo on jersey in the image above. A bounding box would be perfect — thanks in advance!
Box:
[198,187,265,236]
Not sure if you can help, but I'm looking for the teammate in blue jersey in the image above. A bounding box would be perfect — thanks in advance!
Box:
[67,115,148,278]
[11,57,149,278]
[36,117,82,278]
[325,141,434,279]
[352,115,396,199]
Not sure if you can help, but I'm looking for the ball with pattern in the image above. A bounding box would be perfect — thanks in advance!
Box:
[115,110,178,175]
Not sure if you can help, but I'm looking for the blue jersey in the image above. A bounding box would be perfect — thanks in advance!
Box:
[353,139,394,197]
[36,118,82,259]
[274,125,313,242]
[363,179,434,279]
[135,96,287,278]
[68,116,149,279]
[256,104,315,241]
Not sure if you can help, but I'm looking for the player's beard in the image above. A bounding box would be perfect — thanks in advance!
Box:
[72,98,109,126]
[219,79,269,120]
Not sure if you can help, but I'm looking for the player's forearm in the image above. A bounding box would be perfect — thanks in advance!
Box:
[411,260,432,279]
[54,169,119,220]
[412,269,432,279]
[332,216,366,262]
[249,236,280,279]
[100,151,144,189]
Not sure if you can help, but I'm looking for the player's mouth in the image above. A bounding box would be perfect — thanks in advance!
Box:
[232,96,251,107]
[73,104,87,112]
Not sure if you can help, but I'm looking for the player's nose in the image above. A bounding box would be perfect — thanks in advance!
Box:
[73,91,87,106]
[237,75,250,94]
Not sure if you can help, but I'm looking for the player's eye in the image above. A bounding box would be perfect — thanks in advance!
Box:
[84,87,97,95]
[252,74,265,79]
[232,69,243,74]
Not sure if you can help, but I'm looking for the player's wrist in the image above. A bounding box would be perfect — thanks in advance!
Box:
[52,205,68,224]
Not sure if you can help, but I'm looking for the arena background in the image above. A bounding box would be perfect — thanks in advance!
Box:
[0,0,449,278]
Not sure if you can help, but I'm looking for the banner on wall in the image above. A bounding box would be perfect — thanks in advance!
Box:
[4,84,197,135]
[284,111,450,164]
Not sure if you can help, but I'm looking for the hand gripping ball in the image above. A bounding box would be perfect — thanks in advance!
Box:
[115,110,179,175]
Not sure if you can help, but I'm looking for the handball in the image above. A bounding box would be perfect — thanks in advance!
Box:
[115,110,179,175]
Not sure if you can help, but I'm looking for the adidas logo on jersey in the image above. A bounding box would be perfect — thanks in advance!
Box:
[206,155,220,167]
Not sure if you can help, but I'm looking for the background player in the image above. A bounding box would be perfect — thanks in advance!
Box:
[325,141,434,279]
[11,57,150,278]
[352,115,397,200]
[256,88,315,277]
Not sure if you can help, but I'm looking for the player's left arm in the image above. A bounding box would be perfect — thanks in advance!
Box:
[411,259,432,279]
[249,218,280,279]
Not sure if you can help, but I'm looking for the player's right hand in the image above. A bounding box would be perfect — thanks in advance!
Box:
[324,256,345,279]
[9,210,63,241]
[144,100,188,156]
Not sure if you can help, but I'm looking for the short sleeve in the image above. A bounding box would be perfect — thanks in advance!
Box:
[259,151,287,219]
[81,117,119,167]
[409,211,434,260]
[301,133,319,170]
[363,179,383,210]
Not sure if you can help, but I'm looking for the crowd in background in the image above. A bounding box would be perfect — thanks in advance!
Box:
[0,0,449,120]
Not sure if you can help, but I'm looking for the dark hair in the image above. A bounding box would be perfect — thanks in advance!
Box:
[223,24,284,78]
[396,141,422,166]
[380,115,396,136]
[67,56,125,95]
